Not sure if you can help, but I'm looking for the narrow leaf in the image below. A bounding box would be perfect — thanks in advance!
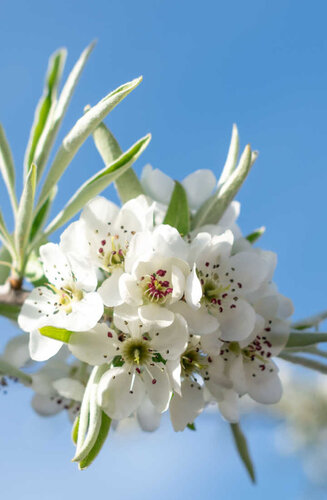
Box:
[93,122,144,203]
[245,226,266,244]
[192,145,254,229]
[72,415,80,445]
[0,209,14,254]
[37,76,143,208]
[0,123,17,213]
[43,134,151,237]
[279,353,327,374]
[217,124,239,188]
[163,181,190,235]
[292,310,327,330]
[78,412,111,470]
[286,332,327,348]
[0,246,11,285]
[187,423,196,431]
[0,357,32,385]
[0,302,20,321]
[34,42,96,181]
[29,186,57,243]
[15,164,37,257]
[24,48,66,177]
[230,423,256,483]
[39,325,72,343]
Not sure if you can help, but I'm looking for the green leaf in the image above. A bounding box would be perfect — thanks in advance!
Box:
[0,246,12,285]
[292,310,327,330]
[245,226,266,244]
[192,145,254,229]
[37,76,143,209]
[230,422,256,483]
[14,164,37,260]
[43,134,151,237]
[93,122,144,203]
[24,48,66,177]
[0,357,32,385]
[34,42,96,181]
[217,124,240,188]
[187,422,196,431]
[286,332,327,348]
[279,352,327,374]
[163,181,190,235]
[39,326,72,343]
[0,302,20,321]
[78,411,111,470]
[0,210,14,255]
[0,123,17,213]
[72,415,80,445]
[29,185,57,243]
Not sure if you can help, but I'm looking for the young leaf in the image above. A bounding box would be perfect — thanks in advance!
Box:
[0,209,15,255]
[37,76,143,209]
[292,310,327,330]
[0,123,17,213]
[39,326,72,343]
[14,164,37,260]
[163,181,190,235]
[286,332,327,348]
[43,134,151,237]
[93,122,144,203]
[24,48,67,177]
[187,423,196,431]
[0,357,32,385]
[34,41,96,181]
[192,145,254,229]
[245,226,266,244]
[0,302,21,321]
[279,353,327,374]
[217,124,240,188]
[78,411,112,470]
[230,422,256,483]
[0,246,12,285]
[72,415,80,445]
[29,186,57,243]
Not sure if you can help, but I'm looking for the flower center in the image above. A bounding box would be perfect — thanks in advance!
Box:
[121,338,151,366]
[141,269,173,304]
[181,348,207,376]
[242,325,273,370]
[49,284,84,314]
[97,236,126,273]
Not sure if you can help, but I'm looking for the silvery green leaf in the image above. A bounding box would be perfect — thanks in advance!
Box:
[29,185,57,244]
[73,365,107,462]
[0,209,14,253]
[0,124,17,213]
[43,134,151,236]
[37,76,143,209]
[34,42,96,181]
[192,144,254,228]
[245,226,265,244]
[72,415,80,445]
[217,124,239,188]
[163,181,190,235]
[230,423,256,483]
[93,122,144,203]
[0,357,32,385]
[0,246,11,284]
[24,48,67,177]
[292,310,327,330]
[78,411,111,470]
[39,326,72,343]
[14,164,37,259]
[286,332,327,348]
[279,352,327,374]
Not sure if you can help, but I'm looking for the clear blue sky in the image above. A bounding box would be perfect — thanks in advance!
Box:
[0,0,326,498]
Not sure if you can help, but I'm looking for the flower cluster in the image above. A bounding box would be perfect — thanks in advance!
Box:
[18,167,293,432]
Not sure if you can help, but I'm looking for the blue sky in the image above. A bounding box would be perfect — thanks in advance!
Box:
[0,0,327,498]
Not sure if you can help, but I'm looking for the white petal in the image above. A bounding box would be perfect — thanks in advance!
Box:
[185,264,202,308]
[166,359,182,395]
[60,220,90,260]
[29,330,63,362]
[98,367,145,420]
[52,378,85,402]
[139,304,174,328]
[31,394,63,416]
[2,334,30,368]
[152,225,189,260]
[218,389,240,423]
[69,323,118,365]
[113,304,139,328]
[116,195,154,235]
[229,252,270,293]
[200,330,223,356]
[143,364,172,413]
[244,360,282,404]
[219,299,256,341]
[98,268,124,307]
[18,287,58,332]
[137,396,161,432]
[66,292,104,331]
[171,302,219,335]
[218,201,241,228]
[67,253,97,292]
[150,314,188,360]
[140,164,174,205]
[40,243,72,286]
[81,196,119,236]
[169,379,204,431]
[118,273,143,306]
[171,264,186,302]
[182,169,216,210]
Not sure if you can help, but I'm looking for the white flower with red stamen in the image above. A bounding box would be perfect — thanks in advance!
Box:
[18,242,104,361]
[104,225,193,328]
[60,195,154,307]
[176,230,273,342]
[94,314,188,420]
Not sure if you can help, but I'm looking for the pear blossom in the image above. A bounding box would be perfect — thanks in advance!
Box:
[18,242,103,335]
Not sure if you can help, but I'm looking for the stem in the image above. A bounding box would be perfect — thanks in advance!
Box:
[0,358,32,385]
[279,352,327,374]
